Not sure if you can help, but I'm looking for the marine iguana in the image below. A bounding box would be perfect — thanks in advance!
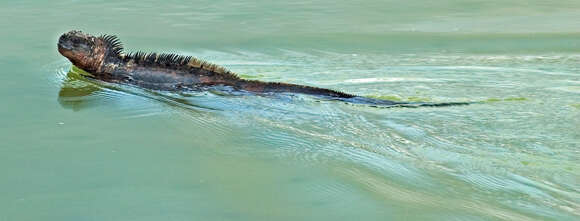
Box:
[57,30,470,107]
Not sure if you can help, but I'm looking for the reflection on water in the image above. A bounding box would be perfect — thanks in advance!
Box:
[57,70,102,111]
[57,67,222,113]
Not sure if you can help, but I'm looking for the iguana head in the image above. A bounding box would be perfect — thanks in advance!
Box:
[58,30,121,73]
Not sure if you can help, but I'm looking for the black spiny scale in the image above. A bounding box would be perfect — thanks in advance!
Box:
[100,34,123,55]
[145,53,157,63]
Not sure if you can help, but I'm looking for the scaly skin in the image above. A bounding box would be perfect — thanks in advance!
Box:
[57,30,470,107]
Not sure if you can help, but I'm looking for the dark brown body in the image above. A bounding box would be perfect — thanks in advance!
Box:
[98,53,356,99]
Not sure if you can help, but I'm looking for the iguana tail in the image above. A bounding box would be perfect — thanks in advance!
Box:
[240,80,473,108]
[339,96,475,108]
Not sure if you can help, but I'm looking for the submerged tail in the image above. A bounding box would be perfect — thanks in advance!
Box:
[340,96,474,108]
[240,80,473,108]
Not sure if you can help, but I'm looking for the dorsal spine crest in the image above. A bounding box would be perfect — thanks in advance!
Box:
[100,34,239,80]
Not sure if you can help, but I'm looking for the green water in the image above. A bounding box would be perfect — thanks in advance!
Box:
[1,1,579,220]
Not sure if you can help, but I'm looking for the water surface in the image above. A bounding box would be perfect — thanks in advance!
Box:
[1,1,579,220]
